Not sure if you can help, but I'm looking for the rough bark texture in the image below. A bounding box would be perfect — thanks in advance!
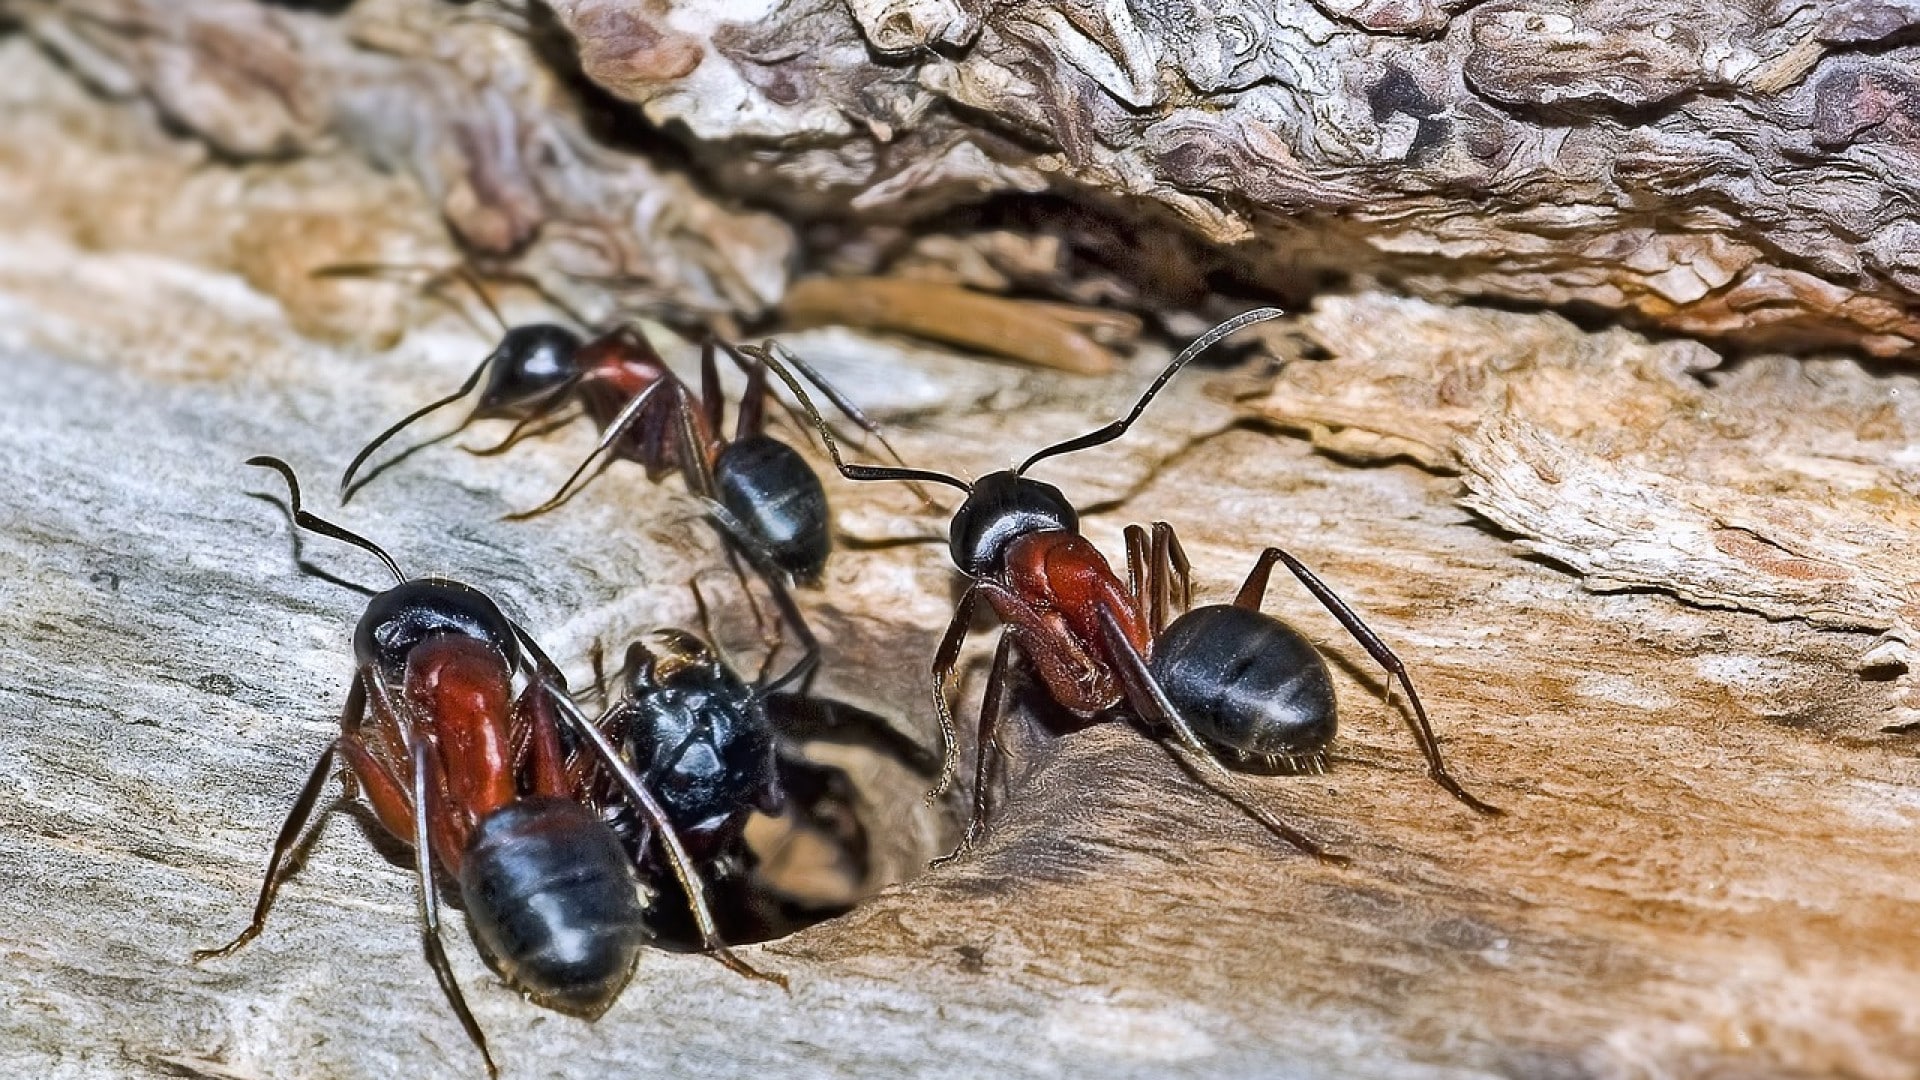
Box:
[11,0,1920,357]
[3,9,1920,1080]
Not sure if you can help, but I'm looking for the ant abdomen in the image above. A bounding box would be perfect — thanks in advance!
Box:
[1150,605,1337,769]
[713,435,831,584]
[459,798,651,1019]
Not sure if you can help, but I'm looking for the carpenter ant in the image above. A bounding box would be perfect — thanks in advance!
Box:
[580,624,939,945]
[332,266,903,587]
[330,265,911,689]
[744,308,1502,863]
[195,457,781,1078]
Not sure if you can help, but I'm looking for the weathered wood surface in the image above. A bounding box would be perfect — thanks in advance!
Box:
[3,24,1920,1080]
[11,0,1920,357]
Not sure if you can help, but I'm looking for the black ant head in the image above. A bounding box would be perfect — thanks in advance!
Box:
[474,324,583,419]
[620,629,720,695]
[354,578,522,683]
[948,470,1079,578]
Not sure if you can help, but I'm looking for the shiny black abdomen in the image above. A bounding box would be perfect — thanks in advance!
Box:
[713,436,830,583]
[459,798,649,1019]
[353,578,519,684]
[1149,605,1337,759]
[603,663,777,857]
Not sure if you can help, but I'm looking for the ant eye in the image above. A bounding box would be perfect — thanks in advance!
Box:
[948,472,1078,577]
[354,579,520,680]
[477,324,582,414]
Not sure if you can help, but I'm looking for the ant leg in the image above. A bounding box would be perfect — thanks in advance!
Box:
[535,684,789,990]
[741,341,971,495]
[686,574,770,688]
[735,355,770,443]
[1093,607,1344,863]
[932,633,1017,867]
[464,406,581,457]
[700,339,731,440]
[692,563,778,674]
[588,638,612,709]
[312,261,509,341]
[191,739,343,962]
[407,740,500,1080]
[928,585,982,803]
[720,543,781,658]
[1123,524,1151,612]
[523,689,574,800]
[1153,522,1193,617]
[1236,547,1503,816]
[505,379,674,519]
[697,499,819,695]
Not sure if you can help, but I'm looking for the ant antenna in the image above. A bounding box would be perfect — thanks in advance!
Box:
[321,260,529,500]
[338,357,494,499]
[249,456,407,585]
[313,261,513,337]
[1016,307,1286,476]
[744,340,973,494]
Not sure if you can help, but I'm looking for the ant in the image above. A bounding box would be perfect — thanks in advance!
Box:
[330,266,913,681]
[744,308,1503,864]
[196,457,781,1078]
[580,629,938,944]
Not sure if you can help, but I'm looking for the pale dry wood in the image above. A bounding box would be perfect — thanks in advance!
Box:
[555,0,1920,356]
[1251,292,1920,710]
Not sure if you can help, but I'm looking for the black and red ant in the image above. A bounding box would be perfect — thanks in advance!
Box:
[333,266,901,580]
[744,308,1503,863]
[329,265,913,688]
[195,457,782,1078]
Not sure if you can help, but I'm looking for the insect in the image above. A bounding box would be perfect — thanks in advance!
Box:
[582,628,939,945]
[745,308,1502,863]
[333,266,903,586]
[196,457,780,1078]
[330,265,912,688]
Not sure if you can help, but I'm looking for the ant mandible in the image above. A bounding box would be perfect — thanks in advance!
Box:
[745,308,1503,863]
[195,457,782,1078]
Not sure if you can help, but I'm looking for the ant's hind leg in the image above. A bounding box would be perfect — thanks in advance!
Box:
[1236,547,1502,817]
[1152,522,1192,616]
[191,740,343,962]
[407,740,499,1079]
[1093,607,1343,863]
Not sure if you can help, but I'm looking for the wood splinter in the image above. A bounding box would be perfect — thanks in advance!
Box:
[780,276,1139,375]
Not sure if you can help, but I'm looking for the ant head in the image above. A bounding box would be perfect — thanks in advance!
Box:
[354,578,522,683]
[474,324,584,418]
[620,629,719,694]
[949,470,1078,578]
